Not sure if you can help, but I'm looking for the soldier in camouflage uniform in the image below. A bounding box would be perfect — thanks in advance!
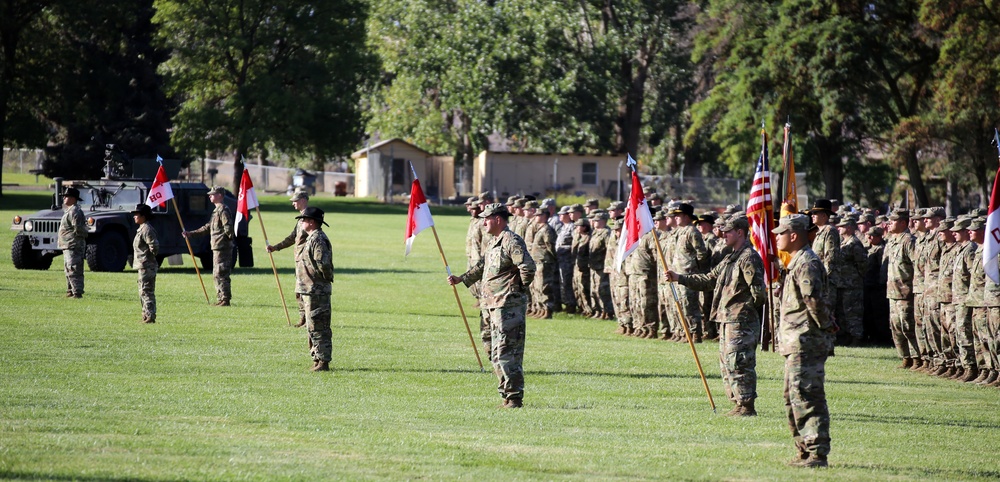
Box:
[58,187,87,298]
[529,208,557,318]
[884,209,919,367]
[184,186,235,306]
[462,197,492,353]
[542,199,562,309]
[774,214,835,468]
[917,207,946,371]
[970,219,1000,386]
[836,215,867,345]
[807,199,842,318]
[267,190,311,325]
[666,203,710,342]
[931,217,959,375]
[572,218,593,316]
[863,226,888,343]
[608,218,633,334]
[626,226,660,337]
[588,210,613,319]
[556,206,577,313]
[949,217,978,381]
[666,215,765,416]
[697,213,721,340]
[450,203,536,408]
[653,210,679,339]
[131,204,159,323]
[294,207,334,372]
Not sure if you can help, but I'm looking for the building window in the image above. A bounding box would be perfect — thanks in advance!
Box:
[582,163,597,185]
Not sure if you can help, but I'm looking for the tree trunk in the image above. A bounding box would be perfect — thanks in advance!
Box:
[902,146,928,207]
[615,55,648,157]
[813,136,843,201]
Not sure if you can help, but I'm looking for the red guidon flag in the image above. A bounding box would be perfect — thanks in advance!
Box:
[145,156,174,208]
[235,168,259,228]
[985,131,1000,283]
[614,154,654,271]
[405,175,435,256]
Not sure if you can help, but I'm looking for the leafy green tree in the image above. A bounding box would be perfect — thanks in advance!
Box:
[154,0,372,187]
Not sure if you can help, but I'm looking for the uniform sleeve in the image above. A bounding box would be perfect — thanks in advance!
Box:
[462,258,485,286]
[800,260,833,331]
[745,252,766,308]
[692,230,710,272]
[144,226,159,257]
[272,224,297,251]
[219,207,235,240]
[72,209,87,238]
[513,236,536,288]
[316,238,334,283]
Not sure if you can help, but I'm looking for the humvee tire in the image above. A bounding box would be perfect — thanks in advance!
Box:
[12,234,53,270]
[86,231,129,272]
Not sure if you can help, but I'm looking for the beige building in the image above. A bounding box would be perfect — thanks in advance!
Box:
[351,139,455,201]
[473,151,627,199]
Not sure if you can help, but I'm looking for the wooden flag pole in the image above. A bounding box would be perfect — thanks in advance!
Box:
[255,205,292,326]
[429,224,485,372]
[651,230,716,413]
[172,197,211,303]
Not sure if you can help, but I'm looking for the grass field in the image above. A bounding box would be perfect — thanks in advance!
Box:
[1,190,999,481]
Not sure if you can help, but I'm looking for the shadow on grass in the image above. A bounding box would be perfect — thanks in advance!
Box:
[838,412,1000,430]
[159,266,427,276]
[836,463,1000,480]
[0,472,174,482]
[332,366,707,381]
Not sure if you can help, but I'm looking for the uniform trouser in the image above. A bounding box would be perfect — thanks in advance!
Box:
[674,284,702,336]
[485,305,526,402]
[720,321,759,403]
[591,270,613,315]
[137,265,157,321]
[63,245,85,296]
[702,291,718,338]
[303,293,332,362]
[573,265,592,313]
[531,262,556,310]
[611,276,632,328]
[925,296,945,365]
[471,282,491,357]
[986,307,1000,371]
[972,307,995,370]
[628,274,657,332]
[954,305,976,369]
[913,292,929,360]
[557,253,575,309]
[657,286,675,335]
[837,287,864,339]
[295,293,306,326]
[937,302,956,366]
[888,297,917,359]
[784,351,831,457]
[213,247,233,302]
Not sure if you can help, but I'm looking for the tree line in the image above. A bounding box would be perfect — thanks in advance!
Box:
[2,0,997,208]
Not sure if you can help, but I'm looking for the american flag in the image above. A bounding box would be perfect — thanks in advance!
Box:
[747,127,779,285]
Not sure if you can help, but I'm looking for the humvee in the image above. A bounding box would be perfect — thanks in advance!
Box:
[10,146,252,272]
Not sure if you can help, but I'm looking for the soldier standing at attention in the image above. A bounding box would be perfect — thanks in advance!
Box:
[808,199,842,316]
[836,215,868,346]
[667,203,710,342]
[607,218,632,334]
[588,210,613,319]
[572,218,593,316]
[266,190,311,326]
[183,186,235,306]
[556,206,576,314]
[528,208,557,318]
[294,207,334,372]
[697,212,721,340]
[884,209,919,368]
[449,203,536,408]
[59,187,87,298]
[665,215,765,416]
[131,204,159,323]
[463,197,492,354]
[773,214,836,468]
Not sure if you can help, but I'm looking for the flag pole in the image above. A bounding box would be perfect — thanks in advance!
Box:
[256,205,293,326]
[429,225,485,372]
[171,197,211,303]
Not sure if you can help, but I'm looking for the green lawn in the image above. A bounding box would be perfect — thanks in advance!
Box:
[1,190,998,481]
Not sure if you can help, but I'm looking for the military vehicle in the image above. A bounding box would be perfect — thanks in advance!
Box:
[10,145,252,272]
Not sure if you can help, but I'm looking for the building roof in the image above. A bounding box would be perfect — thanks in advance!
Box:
[350,138,433,159]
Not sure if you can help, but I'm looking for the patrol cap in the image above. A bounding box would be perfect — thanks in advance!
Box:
[669,203,695,218]
[570,203,585,213]
[859,213,875,224]
[513,198,527,208]
[652,210,667,221]
[290,190,309,202]
[720,215,749,232]
[590,210,609,220]
[525,200,539,209]
[773,214,810,234]
[950,217,971,231]
[835,215,857,227]
[505,195,519,206]
[557,206,571,215]
[478,203,510,218]
[608,201,625,211]
[969,218,986,230]
[208,185,226,195]
[62,187,81,200]
[295,206,329,226]
[808,199,834,215]
[875,214,888,224]
[463,195,480,206]
[573,218,590,227]
[940,217,955,230]
[925,206,946,218]
[478,191,492,202]
[130,203,152,217]
[534,207,549,217]
[868,226,885,237]
[723,204,741,215]
[829,215,841,225]
[697,212,717,224]
[585,198,599,207]
[540,198,555,209]
[888,208,909,221]
[970,207,988,217]
[713,215,727,228]
[912,208,926,220]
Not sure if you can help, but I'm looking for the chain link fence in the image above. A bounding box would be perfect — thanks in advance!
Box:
[2,148,46,174]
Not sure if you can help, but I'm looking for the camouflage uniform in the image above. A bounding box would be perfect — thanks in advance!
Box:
[606,228,632,331]
[935,233,960,368]
[529,220,557,314]
[677,239,765,404]
[838,231,867,340]
[572,223,593,315]
[701,231,723,339]
[952,233,977,371]
[918,225,945,366]
[58,201,87,297]
[911,225,931,362]
[134,222,159,322]
[626,230,660,335]
[460,227,536,404]
[466,215,491,352]
[656,228,679,337]
[779,245,834,460]
[556,222,575,312]
[589,224,613,317]
[668,223,710,337]
[189,203,235,304]
[885,224,918,360]
[968,243,996,374]
[272,218,308,325]
[295,227,334,364]
[811,224,841,316]
[982,246,1000,383]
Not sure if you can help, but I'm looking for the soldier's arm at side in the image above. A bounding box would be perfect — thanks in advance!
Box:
[513,239,536,288]
[219,208,235,239]
[745,253,766,308]
[145,227,159,257]
[800,260,835,332]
